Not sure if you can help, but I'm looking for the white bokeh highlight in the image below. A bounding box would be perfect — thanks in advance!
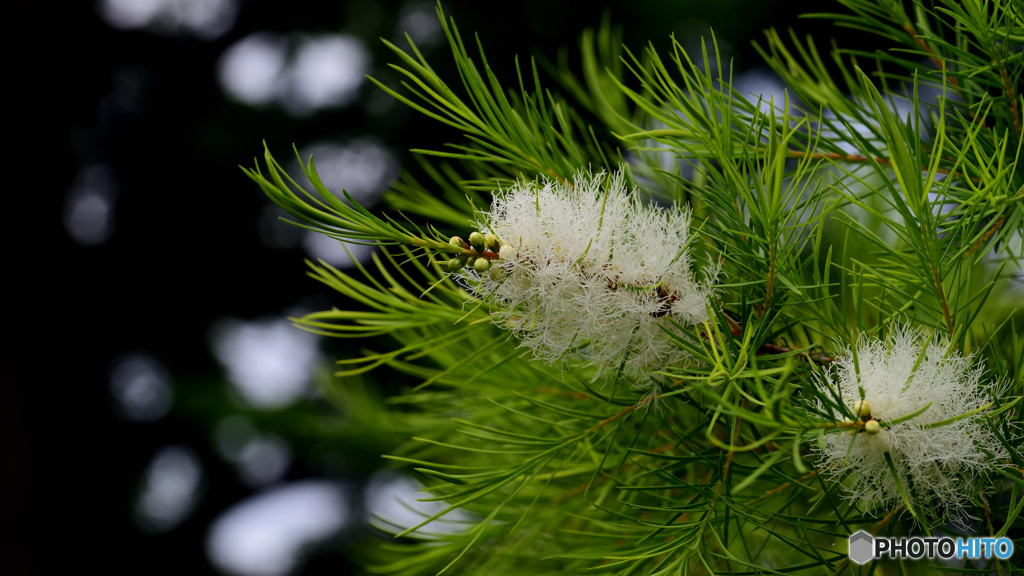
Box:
[214,416,293,487]
[733,67,789,115]
[217,33,288,107]
[110,352,174,422]
[365,472,472,535]
[302,232,374,269]
[291,139,398,203]
[135,445,204,532]
[235,435,292,487]
[287,138,398,268]
[206,481,348,576]
[284,35,370,115]
[395,1,443,49]
[98,0,238,40]
[64,165,118,247]
[210,317,321,409]
[218,32,370,116]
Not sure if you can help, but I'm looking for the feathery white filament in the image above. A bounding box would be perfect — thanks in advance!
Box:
[814,326,1011,525]
[457,169,716,378]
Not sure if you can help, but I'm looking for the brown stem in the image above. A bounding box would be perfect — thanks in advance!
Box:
[994,57,1022,135]
[697,406,746,538]
[757,342,837,364]
[968,188,1023,254]
[593,405,636,430]
[762,243,776,317]
[747,470,819,505]
[969,213,1007,254]
[922,234,956,337]
[980,498,1007,575]
[903,22,969,107]
[785,150,979,183]
[552,405,638,503]
[536,387,589,400]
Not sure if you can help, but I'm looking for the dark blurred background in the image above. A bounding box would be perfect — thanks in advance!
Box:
[8,0,875,574]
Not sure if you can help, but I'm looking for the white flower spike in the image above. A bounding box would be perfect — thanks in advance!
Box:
[457,168,717,378]
[814,325,1012,525]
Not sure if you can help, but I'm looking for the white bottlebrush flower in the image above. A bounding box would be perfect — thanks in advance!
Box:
[814,325,1012,525]
[456,168,717,378]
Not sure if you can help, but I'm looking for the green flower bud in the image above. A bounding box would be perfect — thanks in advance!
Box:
[853,400,871,420]
[447,257,468,272]
[469,231,486,250]
[864,419,881,435]
[484,234,499,250]
[449,236,464,248]
[498,244,514,260]
[474,257,491,273]
[488,265,506,281]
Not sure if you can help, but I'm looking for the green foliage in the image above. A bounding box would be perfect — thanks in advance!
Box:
[243,1,1023,574]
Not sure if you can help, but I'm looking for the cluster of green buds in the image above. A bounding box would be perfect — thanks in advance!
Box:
[444,231,506,280]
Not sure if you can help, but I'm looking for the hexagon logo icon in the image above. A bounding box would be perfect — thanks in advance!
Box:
[848,531,874,565]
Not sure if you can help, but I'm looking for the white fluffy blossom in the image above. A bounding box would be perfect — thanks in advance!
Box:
[457,168,716,378]
[814,326,1011,525]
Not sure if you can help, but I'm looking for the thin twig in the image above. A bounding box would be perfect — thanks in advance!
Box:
[903,22,969,107]
[993,56,1022,135]
[924,238,956,338]
[968,188,1023,254]
[785,150,980,183]
[763,243,777,316]
[747,470,819,505]
[758,342,837,364]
